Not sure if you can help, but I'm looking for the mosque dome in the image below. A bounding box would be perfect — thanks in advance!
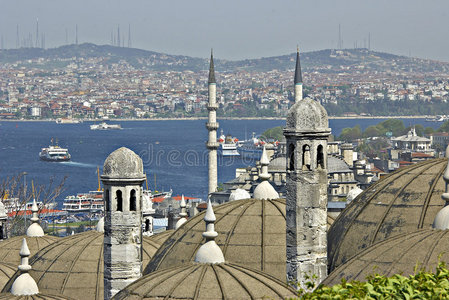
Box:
[113,262,296,300]
[286,97,329,131]
[328,158,448,273]
[0,236,59,266]
[102,147,144,180]
[228,188,250,201]
[346,187,363,202]
[2,231,171,300]
[253,181,279,200]
[145,198,335,281]
[268,156,286,172]
[0,263,17,290]
[323,229,449,286]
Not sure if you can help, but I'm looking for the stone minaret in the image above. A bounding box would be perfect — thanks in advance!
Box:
[284,95,331,289]
[206,50,219,195]
[101,147,146,300]
[294,47,303,102]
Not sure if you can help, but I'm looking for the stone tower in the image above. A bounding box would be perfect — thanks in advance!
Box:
[101,147,145,300]
[294,47,303,102]
[206,50,219,194]
[341,143,354,168]
[284,80,330,287]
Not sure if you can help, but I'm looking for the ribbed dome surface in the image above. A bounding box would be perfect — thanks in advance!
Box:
[286,97,329,131]
[0,293,75,300]
[145,198,335,281]
[2,231,170,300]
[328,158,447,273]
[114,263,296,300]
[324,229,449,286]
[0,236,59,266]
[0,264,16,291]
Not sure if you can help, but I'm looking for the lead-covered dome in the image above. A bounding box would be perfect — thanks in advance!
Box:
[2,231,171,300]
[113,263,296,300]
[0,263,16,291]
[328,158,447,273]
[286,97,329,131]
[324,229,449,286]
[102,147,144,180]
[0,293,75,299]
[0,236,59,266]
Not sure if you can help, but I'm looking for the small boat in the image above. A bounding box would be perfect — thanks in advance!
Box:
[56,118,82,124]
[39,140,71,162]
[90,122,122,130]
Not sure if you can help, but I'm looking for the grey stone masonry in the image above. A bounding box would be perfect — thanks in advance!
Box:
[284,98,331,290]
[101,147,145,300]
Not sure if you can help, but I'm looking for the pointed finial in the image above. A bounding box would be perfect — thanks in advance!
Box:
[208,50,216,84]
[259,146,270,181]
[10,238,39,295]
[253,146,279,200]
[26,199,44,237]
[175,195,188,229]
[194,199,225,264]
[297,45,299,53]
[294,47,303,85]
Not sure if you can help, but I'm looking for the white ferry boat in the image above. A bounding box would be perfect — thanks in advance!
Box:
[62,190,104,212]
[237,132,264,159]
[218,130,240,156]
[39,142,71,162]
[90,122,122,130]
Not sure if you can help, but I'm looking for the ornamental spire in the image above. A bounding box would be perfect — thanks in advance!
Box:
[194,199,225,264]
[175,195,188,229]
[26,199,44,237]
[208,49,216,84]
[294,46,302,85]
[10,238,39,295]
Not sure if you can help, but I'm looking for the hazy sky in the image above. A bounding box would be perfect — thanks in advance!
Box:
[1,0,449,61]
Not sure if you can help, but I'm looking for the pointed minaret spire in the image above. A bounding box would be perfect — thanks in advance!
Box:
[206,49,219,195]
[10,238,39,295]
[294,46,303,102]
[175,195,188,229]
[253,146,279,200]
[194,200,225,264]
[26,199,44,237]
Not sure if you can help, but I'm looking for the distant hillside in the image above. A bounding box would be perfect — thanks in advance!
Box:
[1,43,448,73]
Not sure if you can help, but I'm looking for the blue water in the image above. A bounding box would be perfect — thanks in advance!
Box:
[0,118,440,207]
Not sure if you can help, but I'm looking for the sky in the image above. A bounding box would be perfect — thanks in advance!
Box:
[1,0,449,61]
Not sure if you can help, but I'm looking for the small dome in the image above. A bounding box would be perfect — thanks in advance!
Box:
[175,218,187,229]
[324,229,449,286]
[113,263,296,300]
[0,236,59,266]
[268,156,286,172]
[2,231,171,300]
[346,187,363,202]
[26,224,44,238]
[328,156,352,173]
[253,181,279,200]
[96,217,104,232]
[102,147,144,180]
[145,198,335,281]
[286,97,329,131]
[229,188,250,201]
[433,205,449,229]
[328,158,448,273]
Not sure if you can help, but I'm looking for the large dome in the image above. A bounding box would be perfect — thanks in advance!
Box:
[286,97,329,131]
[113,263,296,300]
[2,231,171,300]
[145,198,335,281]
[0,236,59,266]
[102,147,144,180]
[324,229,449,286]
[328,158,447,272]
[0,263,16,291]
[0,293,75,299]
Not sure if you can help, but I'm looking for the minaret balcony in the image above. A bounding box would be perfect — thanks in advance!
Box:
[207,103,219,111]
[206,142,220,149]
[206,122,219,130]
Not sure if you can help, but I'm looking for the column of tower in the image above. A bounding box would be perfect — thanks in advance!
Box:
[206,50,219,195]
[101,147,146,300]
[284,50,330,290]
[294,47,303,102]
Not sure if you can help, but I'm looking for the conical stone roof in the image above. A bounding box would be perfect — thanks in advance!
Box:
[328,158,448,273]
[113,263,296,300]
[2,231,171,300]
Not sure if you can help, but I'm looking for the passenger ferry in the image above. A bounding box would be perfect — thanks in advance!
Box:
[218,130,240,156]
[90,122,122,130]
[39,140,71,162]
[62,190,104,212]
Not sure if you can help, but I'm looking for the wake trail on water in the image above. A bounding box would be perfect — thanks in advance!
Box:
[60,161,97,168]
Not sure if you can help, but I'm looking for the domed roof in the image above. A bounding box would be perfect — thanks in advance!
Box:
[324,229,449,286]
[145,198,335,281]
[0,203,6,219]
[113,263,296,300]
[328,158,448,273]
[0,264,17,291]
[0,292,75,299]
[229,188,250,201]
[2,231,171,300]
[346,187,363,202]
[253,181,279,200]
[285,97,329,132]
[328,156,351,173]
[102,147,144,180]
[268,156,285,172]
[0,236,59,266]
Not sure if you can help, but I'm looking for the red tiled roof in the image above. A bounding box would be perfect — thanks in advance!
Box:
[8,209,63,217]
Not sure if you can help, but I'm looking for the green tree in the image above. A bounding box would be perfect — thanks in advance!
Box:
[363,126,381,138]
[339,125,362,142]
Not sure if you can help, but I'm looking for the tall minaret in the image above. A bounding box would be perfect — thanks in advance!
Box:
[294,47,303,102]
[206,50,219,195]
[284,97,330,287]
[101,147,145,300]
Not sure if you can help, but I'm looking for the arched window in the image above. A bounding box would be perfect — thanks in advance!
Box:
[317,145,324,169]
[145,219,150,232]
[105,189,110,211]
[130,189,137,211]
[302,145,311,170]
[116,190,123,212]
[0,225,3,239]
[288,144,295,171]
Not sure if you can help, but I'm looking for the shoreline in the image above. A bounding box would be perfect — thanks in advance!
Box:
[0,115,435,122]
